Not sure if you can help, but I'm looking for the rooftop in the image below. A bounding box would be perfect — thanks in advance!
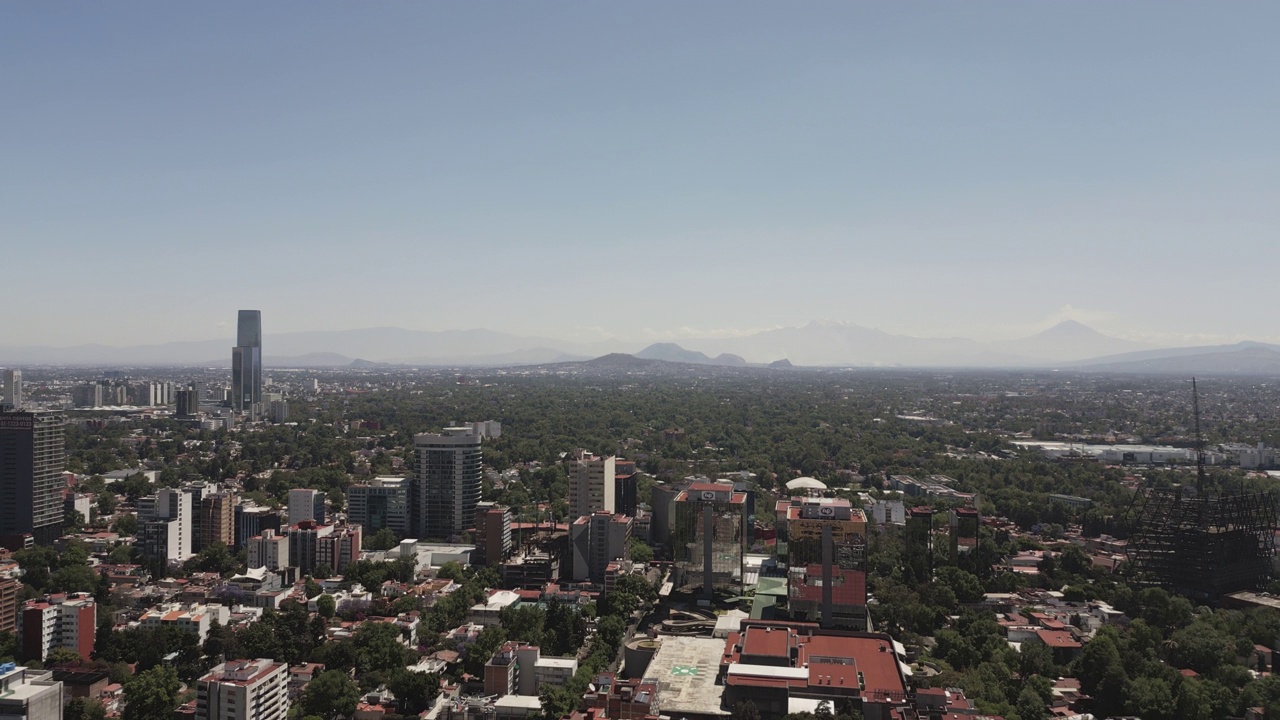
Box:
[646,636,729,717]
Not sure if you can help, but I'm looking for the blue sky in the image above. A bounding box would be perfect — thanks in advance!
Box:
[4,2,1279,347]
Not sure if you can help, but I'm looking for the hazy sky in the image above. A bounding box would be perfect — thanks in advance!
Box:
[4,3,1279,347]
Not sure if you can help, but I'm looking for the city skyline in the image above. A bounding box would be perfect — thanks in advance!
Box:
[5,3,1280,347]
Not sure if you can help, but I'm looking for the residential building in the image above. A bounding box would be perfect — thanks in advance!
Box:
[140,603,229,643]
[247,529,290,571]
[283,522,333,575]
[346,477,410,536]
[567,450,616,519]
[412,427,482,541]
[569,513,631,585]
[474,503,513,567]
[268,399,288,423]
[484,642,579,698]
[316,524,362,575]
[196,658,289,720]
[19,593,95,661]
[201,491,237,550]
[231,310,263,420]
[141,488,193,562]
[672,483,748,599]
[287,489,325,526]
[614,460,638,517]
[2,370,21,410]
[0,579,19,634]
[0,410,66,546]
[0,665,63,720]
[176,387,200,417]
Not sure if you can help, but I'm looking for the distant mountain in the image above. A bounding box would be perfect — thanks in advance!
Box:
[1073,343,1280,375]
[988,320,1149,362]
[635,343,748,367]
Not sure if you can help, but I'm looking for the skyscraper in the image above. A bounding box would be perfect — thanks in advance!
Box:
[0,410,66,546]
[231,310,262,420]
[1,370,21,410]
[412,427,482,541]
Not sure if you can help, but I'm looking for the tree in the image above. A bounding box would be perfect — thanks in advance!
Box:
[122,665,181,720]
[736,700,762,720]
[353,622,413,675]
[66,697,108,720]
[629,538,654,564]
[112,513,138,536]
[316,593,337,619]
[1126,676,1176,720]
[46,647,84,666]
[1015,687,1049,720]
[313,563,333,580]
[389,669,439,714]
[302,670,361,719]
[365,527,400,551]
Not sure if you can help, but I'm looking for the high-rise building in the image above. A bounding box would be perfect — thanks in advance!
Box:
[0,665,63,720]
[0,410,65,546]
[614,459,638,517]
[0,579,19,634]
[949,506,980,564]
[235,503,280,549]
[287,488,325,526]
[346,477,410,536]
[783,497,869,630]
[567,450,616,520]
[412,427,482,541]
[475,503,513,567]
[200,492,236,550]
[141,488,194,562]
[905,506,935,582]
[570,512,632,585]
[71,384,102,409]
[196,658,289,720]
[19,593,95,661]
[231,310,263,420]
[2,370,21,410]
[317,524,362,575]
[283,522,332,574]
[672,483,747,599]
[247,529,290,571]
[176,387,200,417]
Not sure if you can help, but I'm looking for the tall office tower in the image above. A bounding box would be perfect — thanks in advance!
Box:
[475,502,513,566]
[346,477,410,536]
[1,370,21,410]
[949,506,980,564]
[567,450,616,519]
[200,492,236,550]
[287,488,325,526]
[904,506,935,582]
[235,503,280,550]
[0,410,65,546]
[176,387,200,417]
[672,482,747,600]
[783,497,869,630]
[196,659,289,720]
[412,427,482,541]
[72,384,102,409]
[231,310,263,420]
[614,459,638,517]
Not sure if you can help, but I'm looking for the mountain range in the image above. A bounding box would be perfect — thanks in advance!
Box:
[3,321,1279,374]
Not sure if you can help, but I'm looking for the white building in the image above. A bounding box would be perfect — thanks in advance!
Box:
[2,369,22,410]
[515,646,577,696]
[870,500,906,525]
[247,529,290,571]
[142,488,194,562]
[467,590,521,627]
[140,603,230,643]
[567,450,616,519]
[0,665,62,720]
[196,658,289,720]
[288,489,324,525]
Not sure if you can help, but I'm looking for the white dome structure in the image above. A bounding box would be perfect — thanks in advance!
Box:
[785,476,827,492]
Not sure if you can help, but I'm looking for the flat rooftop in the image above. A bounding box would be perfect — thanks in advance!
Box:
[646,636,729,717]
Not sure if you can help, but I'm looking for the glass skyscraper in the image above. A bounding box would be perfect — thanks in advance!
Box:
[231,310,262,419]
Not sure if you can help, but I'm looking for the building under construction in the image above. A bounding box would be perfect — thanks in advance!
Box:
[1126,380,1278,603]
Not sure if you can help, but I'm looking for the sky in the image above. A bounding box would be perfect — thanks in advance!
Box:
[4,2,1280,348]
